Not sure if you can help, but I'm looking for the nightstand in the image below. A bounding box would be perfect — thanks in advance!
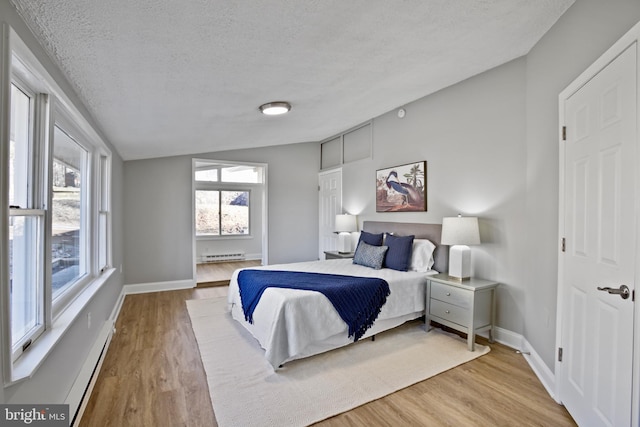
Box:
[425,273,498,351]
[324,251,355,260]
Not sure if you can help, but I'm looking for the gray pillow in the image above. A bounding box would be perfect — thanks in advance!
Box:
[353,241,388,270]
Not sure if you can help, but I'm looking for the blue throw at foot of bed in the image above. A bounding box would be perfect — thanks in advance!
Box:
[237,269,391,341]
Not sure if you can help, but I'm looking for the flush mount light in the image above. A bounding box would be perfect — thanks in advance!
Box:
[259,101,291,116]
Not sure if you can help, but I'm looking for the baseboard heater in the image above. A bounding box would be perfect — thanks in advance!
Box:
[66,321,114,426]
[201,251,245,262]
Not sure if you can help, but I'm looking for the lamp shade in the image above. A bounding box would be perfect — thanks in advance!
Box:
[334,214,358,233]
[441,216,480,246]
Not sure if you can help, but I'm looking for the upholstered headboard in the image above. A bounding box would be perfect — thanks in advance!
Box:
[362,221,448,274]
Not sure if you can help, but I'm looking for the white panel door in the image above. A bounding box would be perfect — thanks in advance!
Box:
[560,44,636,426]
[318,169,342,259]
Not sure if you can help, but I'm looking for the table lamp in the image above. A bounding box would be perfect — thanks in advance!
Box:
[441,215,480,280]
[335,214,358,253]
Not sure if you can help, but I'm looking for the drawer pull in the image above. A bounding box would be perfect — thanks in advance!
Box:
[446,292,451,296]
[445,310,450,314]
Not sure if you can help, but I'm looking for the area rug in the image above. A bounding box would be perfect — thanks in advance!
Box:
[186,297,490,427]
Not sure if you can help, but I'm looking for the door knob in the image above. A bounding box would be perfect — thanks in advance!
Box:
[597,285,631,300]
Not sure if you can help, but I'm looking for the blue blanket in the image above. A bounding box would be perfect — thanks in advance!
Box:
[237,269,390,341]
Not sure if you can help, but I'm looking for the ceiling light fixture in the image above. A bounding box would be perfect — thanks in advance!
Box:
[259,101,291,116]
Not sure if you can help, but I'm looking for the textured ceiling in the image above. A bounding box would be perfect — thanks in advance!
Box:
[11,0,573,160]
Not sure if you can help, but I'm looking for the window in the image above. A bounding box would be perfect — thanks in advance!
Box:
[98,155,110,272]
[193,161,263,239]
[9,82,45,360]
[320,122,372,170]
[195,190,250,236]
[51,125,88,301]
[2,33,113,378]
[194,168,218,182]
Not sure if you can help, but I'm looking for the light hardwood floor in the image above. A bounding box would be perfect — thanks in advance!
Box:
[79,285,576,426]
[196,260,261,286]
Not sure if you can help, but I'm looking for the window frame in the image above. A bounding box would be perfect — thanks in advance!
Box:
[194,160,263,241]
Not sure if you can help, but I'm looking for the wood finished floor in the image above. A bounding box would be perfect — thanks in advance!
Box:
[196,260,261,286]
[80,286,576,427]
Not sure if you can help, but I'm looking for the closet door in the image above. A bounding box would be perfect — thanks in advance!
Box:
[318,169,342,259]
[558,42,636,427]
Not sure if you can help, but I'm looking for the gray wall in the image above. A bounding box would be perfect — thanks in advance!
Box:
[4,0,635,405]
[123,156,194,284]
[123,142,319,284]
[121,0,640,374]
[342,58,528,336]
[523,0,640,370]
[0,1,125,404]
[342,0,640,374]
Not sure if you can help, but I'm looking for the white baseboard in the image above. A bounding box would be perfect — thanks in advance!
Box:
[520,337,560,403]
[479,327,559,403]
[123,279,195,295]
[109,288,126,322]
[479,326,523,350]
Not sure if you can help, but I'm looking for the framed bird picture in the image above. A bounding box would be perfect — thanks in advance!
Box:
[376,161,427,212]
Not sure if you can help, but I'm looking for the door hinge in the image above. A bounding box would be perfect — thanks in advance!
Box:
[558,347,563,362]
[561,237,566,252]
[562,126,567,141]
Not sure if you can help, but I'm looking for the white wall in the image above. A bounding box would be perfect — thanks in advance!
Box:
[0,1,125,405]
[123,142,319,285]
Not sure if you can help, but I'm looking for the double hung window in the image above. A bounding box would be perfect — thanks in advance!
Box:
[9,81,44,361]
[50,123,90,310]
[3,32,113,379]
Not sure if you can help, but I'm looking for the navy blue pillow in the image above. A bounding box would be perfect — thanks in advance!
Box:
[358,231,384,246]
[384,234,415,271]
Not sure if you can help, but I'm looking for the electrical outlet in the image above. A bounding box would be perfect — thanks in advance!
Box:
[87,312,91,329]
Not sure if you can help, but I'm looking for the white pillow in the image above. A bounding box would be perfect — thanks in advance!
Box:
[410,239,436,272]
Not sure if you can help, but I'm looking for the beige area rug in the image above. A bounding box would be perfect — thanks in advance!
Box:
[187,297,490,427]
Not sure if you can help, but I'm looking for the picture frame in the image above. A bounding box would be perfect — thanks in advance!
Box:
[376,161,427,212]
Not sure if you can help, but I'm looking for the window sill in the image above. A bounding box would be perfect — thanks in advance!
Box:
[5,268,116,387]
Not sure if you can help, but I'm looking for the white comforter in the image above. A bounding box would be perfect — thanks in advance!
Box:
[227,259,433,368]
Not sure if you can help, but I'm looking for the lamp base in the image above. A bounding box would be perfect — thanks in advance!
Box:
[337,232,352,253]
[448,245,471,280]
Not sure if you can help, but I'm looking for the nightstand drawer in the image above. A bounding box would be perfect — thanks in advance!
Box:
[430,281,472,309]
[430,299,469,326]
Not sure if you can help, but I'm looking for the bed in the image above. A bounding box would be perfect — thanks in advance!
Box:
[227,221,448,368]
